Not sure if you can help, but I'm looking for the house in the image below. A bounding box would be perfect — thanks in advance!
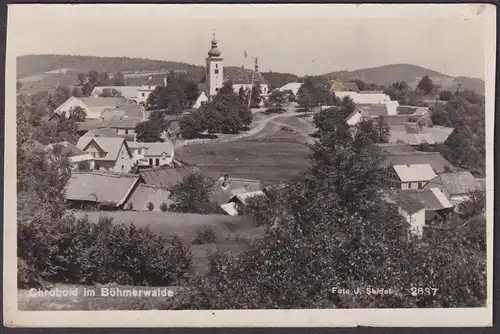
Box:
[405,188,454,223]
[375,143,416,154]
[381,151,455,174]
[139,166,202,188]
[76,136,134,173]
[80,128,122,138]
[386,163,437,190]
[76,118,142,138]
[65,171,142,209]
[278,82,303,98]
[330,79,359,92]
[423,171,482,205]
[210,174,266,215]
[334,90,392,105]
[45,141,95,171]
[397,105,430,116]
[91,86,141,101]
[127,141,175,167]
[137,76,167,104]
[386,189,426,238]
[50,96,129,120]
[389,124,454,145]
[124,184,172,211]
[346,104,389,126]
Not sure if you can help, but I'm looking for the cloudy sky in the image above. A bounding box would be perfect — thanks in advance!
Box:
[8,4,492,79]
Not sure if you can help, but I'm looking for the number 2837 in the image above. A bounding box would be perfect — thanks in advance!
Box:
[410,287,438,296]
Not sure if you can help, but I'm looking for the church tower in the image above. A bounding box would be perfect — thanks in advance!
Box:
[206,33,224,99]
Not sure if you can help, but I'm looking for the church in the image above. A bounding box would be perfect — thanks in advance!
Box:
[197,34,270,105]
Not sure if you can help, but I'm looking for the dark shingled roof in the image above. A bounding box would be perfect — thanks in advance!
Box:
[139,166,202,188]
[382,151,456,174]
[405,188,453,211]
[388,190,426,214]
[426,172,482,195]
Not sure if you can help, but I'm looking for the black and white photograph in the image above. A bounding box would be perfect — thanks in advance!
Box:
[4,4,495,327]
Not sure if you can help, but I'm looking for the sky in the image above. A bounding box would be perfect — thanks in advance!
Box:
[8,4,492,79]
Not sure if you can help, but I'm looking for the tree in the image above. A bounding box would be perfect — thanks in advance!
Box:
[87,71,99,85]
[134,111,165,142]
[430,103,450,126]
[179,111,204,139]
[373,116,391,143]
[458,190,486,218]
[268,90,287,112]
[250,83,262,108]
[77,73,87,85]
[218,81,234,96]
[97,72,111,86]
[147,86,169,110]
[68,106,87,122]
[439,90,453,101]
[112,72,126,86]
[417,75,434,94]
[168,172,222,214]
[238,86,247,103]
[99,88,123,98]
[296,87,314,115]
[50,86,71,110]
[184,81,200,101]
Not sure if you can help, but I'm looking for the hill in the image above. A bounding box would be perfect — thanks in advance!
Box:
[322,63,484,94]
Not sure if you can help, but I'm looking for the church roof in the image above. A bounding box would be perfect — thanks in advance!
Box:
[222,67,268,85]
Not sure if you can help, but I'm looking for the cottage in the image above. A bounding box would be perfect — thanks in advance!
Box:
[405,188,454,222]
[137,76,167,104]
[76,136,134,173]
[65,172,141,209]
[381,151,455,174]
[423,171,482,205]
[386,164,437,190]
[124,184,171,211]
[127,141,175,167]
[45,141,95,171]
[386,190,426,238]
[50,96,129,120]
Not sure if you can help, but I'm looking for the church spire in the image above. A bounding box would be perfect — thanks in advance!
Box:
[208,31,221,57]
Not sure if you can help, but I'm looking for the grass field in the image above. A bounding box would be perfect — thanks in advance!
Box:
[176,140,311,184]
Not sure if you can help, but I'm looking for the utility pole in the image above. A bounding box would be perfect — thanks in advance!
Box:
[247,57,257,110]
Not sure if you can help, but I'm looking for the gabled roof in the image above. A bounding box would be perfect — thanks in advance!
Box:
[278,82,303,96]
[142,77,167,87]
[405,188,454,211]
[213,177,264,193]
[77,117,142,131]
[82,128,122,138]
[65,172,140,206]
[78,97,128,107]
[392,164,437,182]
[139,166,201,188]
[221,67,269,85]
[124,184,171,211]
[330,80,359,92]
[383,151,455,174]
[375,143,416,154]
[77,137,128,161]
[230,190,266,205]
[387,190,426,215]
[101,104,145,119]
[389,124,454,145]
[91,86,141,100]
[46,141,88,157]
[126,141,174,157]
[356,104,389,117]
[426,172,482,195]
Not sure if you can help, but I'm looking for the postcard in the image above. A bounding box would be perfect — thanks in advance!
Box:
[4,3,495,327]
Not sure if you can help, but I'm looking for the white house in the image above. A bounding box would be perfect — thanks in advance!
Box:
[386,164,437,190]
[387,190,426,239]
[50,96,129,119]
[278,82,303,97]
[345,104,389,126]
[127,141,175,167]
[136,76,168,104]
[45,141,95,171]
[76,136,134,173]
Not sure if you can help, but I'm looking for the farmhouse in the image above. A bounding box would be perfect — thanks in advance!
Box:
[136,76,168,104]
[124,184,172,212]
[385,163,437,190]
[404,188,454,222]
[76,136,134,173]
[77,118,141,138]
[50,96,130,119]
[127,141,175,167]
[386,189,426,239]
[65,172,142,209]
[45,141,95,171]
[423,171,482,205]
[381,151,455,174]
[91,86,141,101]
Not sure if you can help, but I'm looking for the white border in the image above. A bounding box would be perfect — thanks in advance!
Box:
[4,4,495,327]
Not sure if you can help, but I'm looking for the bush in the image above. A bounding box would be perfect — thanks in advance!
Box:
[160,201,169,212]
[146,202,155,211]
[18,215,193,288]
[192,226,217,245]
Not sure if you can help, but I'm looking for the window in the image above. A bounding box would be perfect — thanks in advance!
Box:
[214,69,219,74]
[418,182,422,189]
[142,93,145,97]
[116,128,119,133]
[94,164,100,170]
[408,182,412,189]
[155,158,160,166]
[125,129,129,135]
[216,64,218,69]
[215,88,219,92]
[121,165,124,172]
[148,86,151,89]
[149,158,153,166]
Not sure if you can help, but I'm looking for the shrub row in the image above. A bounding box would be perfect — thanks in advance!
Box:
[18,215,193,288]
